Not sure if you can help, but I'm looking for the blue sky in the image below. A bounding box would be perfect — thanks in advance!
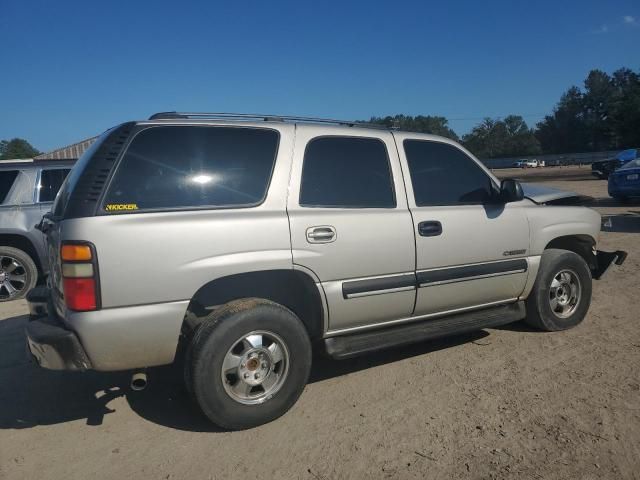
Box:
[1,0,639,152]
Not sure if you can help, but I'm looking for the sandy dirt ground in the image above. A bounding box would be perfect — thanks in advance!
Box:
[1,166,639,480]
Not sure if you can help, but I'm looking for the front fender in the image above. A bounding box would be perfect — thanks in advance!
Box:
[526,206,601,255]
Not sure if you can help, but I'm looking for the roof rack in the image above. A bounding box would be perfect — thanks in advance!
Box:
[147,112,389,129]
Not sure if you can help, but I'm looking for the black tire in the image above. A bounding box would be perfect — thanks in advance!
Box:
[0,246,38,301]
[185,298,311,430]
[525,249,592,331]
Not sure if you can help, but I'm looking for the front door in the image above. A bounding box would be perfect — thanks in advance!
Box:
[287,129,416,333]
[395,134,530,317]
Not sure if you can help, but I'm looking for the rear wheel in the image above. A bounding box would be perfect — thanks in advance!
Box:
[525,249,592,331]
[0,247,38,301]
[184,298,311,430]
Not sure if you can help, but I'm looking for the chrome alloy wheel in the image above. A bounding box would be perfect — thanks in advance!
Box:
[549,269,582,318]
[0,255,28,300]
[221,330,290,405]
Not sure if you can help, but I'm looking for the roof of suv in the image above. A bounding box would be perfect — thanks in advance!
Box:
[142,111,455,144]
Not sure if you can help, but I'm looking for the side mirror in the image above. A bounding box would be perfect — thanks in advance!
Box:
[499,178,524,203]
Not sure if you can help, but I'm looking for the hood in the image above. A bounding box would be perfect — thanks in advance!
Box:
[521,183,591,205]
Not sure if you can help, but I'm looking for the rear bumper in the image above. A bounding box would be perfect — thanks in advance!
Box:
[593,250,628,280]
[25,288,92,371]
[26,287,187,372]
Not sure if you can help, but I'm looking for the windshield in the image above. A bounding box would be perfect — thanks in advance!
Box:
[619,159,640,171]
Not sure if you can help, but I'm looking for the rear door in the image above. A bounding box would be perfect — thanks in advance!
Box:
[287,127,416,333]
[395,134,530,316]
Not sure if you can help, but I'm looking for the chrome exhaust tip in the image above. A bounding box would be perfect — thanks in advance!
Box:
[130,372,147,391]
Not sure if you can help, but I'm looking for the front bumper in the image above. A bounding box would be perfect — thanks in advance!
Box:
[593,250,628,280]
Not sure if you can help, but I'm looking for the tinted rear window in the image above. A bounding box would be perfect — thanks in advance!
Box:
[0,170,19,204]
[103,126,279,212]
[300,136,395,208]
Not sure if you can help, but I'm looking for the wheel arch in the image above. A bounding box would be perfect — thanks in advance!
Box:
[185,269,325,340]
[544,234,596,270]
[0,233,42,273]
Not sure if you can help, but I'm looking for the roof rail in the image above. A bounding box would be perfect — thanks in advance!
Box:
[147,112,389,129]
[0,158,34,163]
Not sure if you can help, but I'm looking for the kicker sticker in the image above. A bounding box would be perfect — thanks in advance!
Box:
[105,203,139,212]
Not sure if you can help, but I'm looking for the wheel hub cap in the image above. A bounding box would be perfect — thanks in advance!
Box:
[237,348,272,386]
[221,330,289,405]
[549,269,582,318]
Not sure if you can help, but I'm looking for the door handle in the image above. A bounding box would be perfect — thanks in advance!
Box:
[306,225,337,243]
[418,221,442,237]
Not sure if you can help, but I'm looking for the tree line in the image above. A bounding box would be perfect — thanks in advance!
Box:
[366,67,639,159]
[0,138,40,160]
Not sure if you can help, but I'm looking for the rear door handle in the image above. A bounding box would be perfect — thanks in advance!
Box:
[418,221,442,237]
[306,225,337,243]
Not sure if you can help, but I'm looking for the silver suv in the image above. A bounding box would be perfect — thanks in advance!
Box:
[0,160,72,301]
[26,112,626,430]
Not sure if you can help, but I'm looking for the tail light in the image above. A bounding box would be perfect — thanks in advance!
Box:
[60,243,100,311]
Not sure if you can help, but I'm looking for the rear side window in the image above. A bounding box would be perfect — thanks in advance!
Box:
[39,169,71,202]
[403,140,494,206]
[300,136,395,208]
[0,170,19,204]
[103,126,279,212]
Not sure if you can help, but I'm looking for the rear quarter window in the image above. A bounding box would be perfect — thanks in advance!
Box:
[103,126,280,212]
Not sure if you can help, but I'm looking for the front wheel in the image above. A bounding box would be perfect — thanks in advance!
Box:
[185,298,312,430]
[525,249,592,331]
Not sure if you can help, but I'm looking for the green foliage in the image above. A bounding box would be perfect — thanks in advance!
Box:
[366,115,459,141]
[461,115,541,158]
[536,67,640,153]
[362,67,638,158]
[0,138,40,160]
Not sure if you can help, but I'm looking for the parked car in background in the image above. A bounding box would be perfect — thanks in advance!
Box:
[514,159,542,168]
[26,112,625,430]
[0,160,73,300]
[592,149,637,179]
[608,158,640,201]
